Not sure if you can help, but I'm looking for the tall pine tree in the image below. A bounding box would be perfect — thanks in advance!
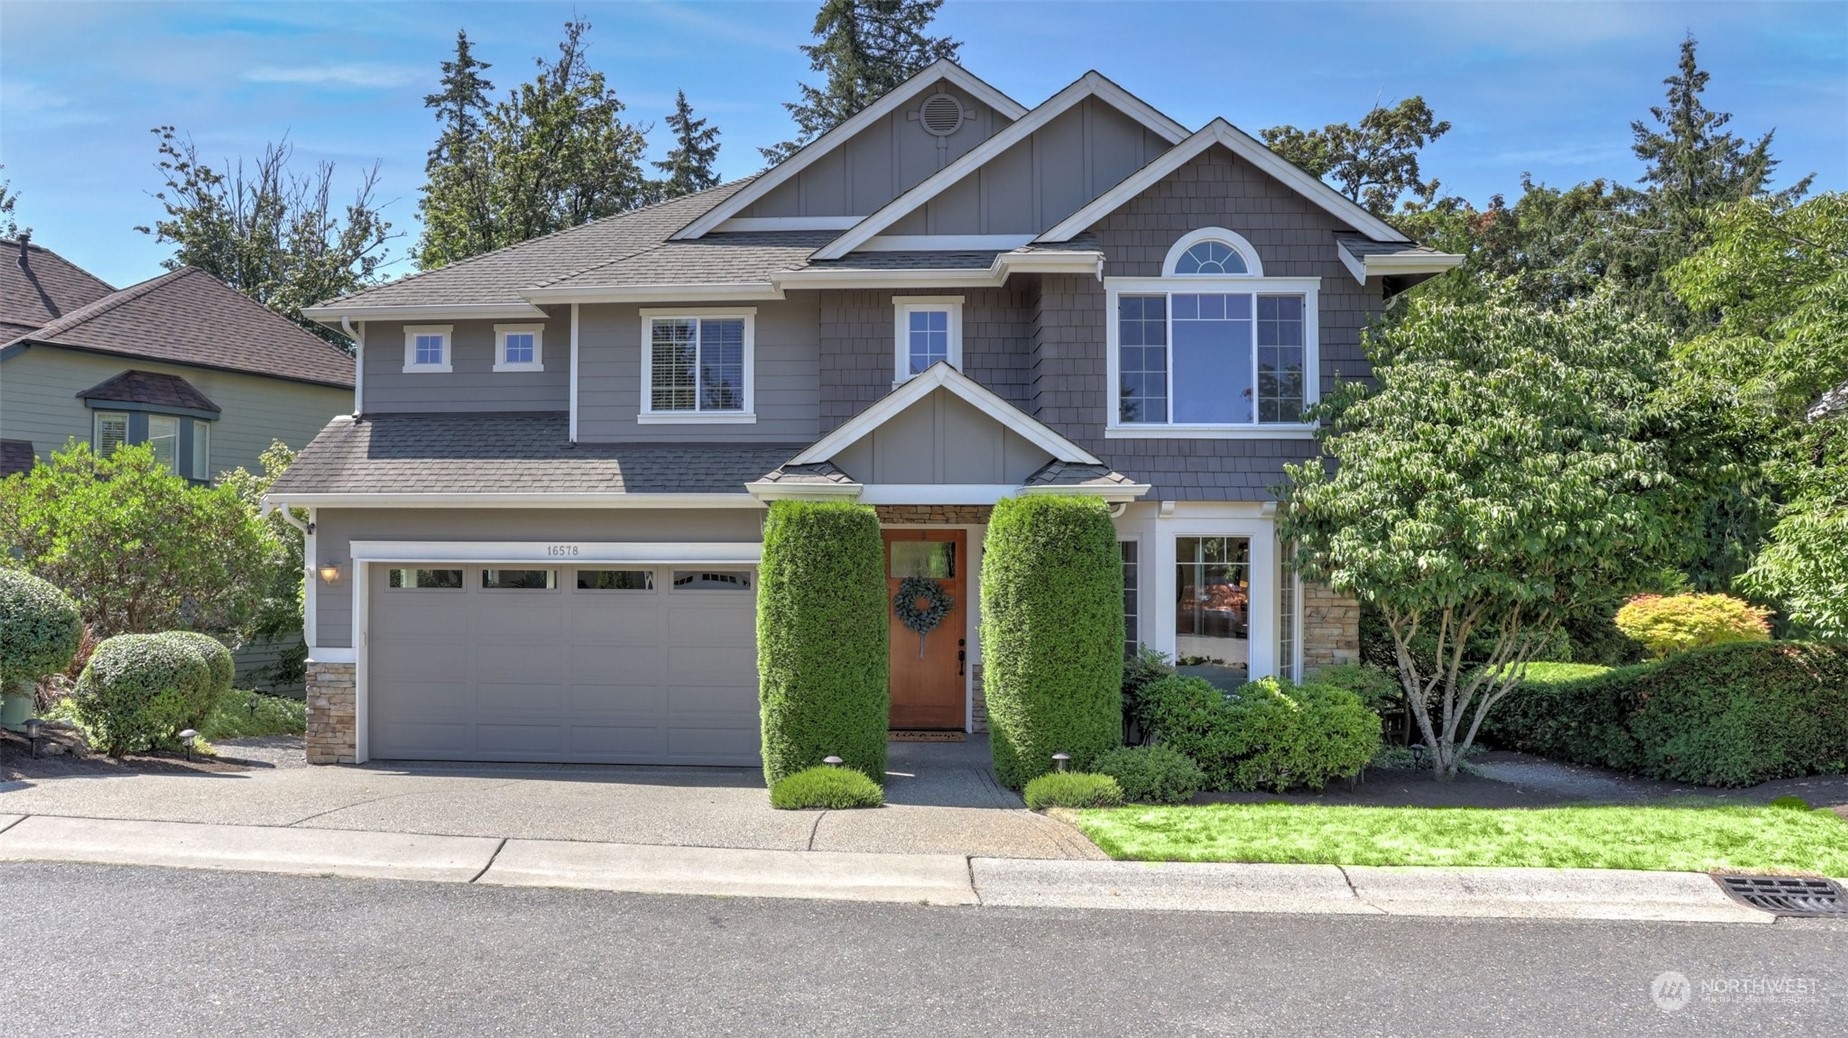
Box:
[653,90,722,199]
[416,30,495,270]
[761,0,960,164]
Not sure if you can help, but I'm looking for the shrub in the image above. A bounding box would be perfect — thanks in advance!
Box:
[162,632,235,728]
[1022,772,1124,810]
[1121,644,1175,743]
[1308,662,1401,714]
[1614,593,1772,659]
[199,690,308,741]
[0,569,84,696]
[72,633,216,755]
[769,766,885,810]
[1477,662,1650,771]
[980,496,1123,788]
[757,501,888,786]
[1092,745,1204,804]
[1140,675,1380,792]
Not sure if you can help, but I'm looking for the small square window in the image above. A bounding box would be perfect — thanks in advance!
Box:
[494,324,545,372]
[482,568,556,590]
[893,298,963,382]
[576,569,654,591]
[403,325,453,373]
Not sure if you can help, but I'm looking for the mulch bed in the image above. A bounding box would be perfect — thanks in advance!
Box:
[0,727,265,782]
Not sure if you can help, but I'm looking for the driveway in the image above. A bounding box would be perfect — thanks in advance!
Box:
[0,737,1102,860]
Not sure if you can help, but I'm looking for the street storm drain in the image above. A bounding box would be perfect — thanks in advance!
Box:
[1715,875,1848,917]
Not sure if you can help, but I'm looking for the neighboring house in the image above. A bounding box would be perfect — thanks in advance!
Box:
[1,238,355,481]
[273,62,1460,766]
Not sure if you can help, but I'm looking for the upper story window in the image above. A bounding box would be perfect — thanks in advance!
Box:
[1107,228,1317,438]
[638,308,754,423]
[494,324,545,372]
[403,325,453,373]
[92,410,213,481]
[893,296,963,383]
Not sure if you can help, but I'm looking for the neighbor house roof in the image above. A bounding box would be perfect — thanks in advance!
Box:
[0,237,114,337]
[1809,381,1848,423]
[0,438,34,478]
[76,369,222,415]
[268,412,803,498]
[3,266,354,388]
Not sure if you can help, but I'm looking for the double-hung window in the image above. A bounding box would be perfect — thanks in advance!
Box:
[893,296,963,382]
[92,409,214,481]
[640,309,753,422]
[1107,229,1318,437]
[403,325,453,373]
[494,324,544,372]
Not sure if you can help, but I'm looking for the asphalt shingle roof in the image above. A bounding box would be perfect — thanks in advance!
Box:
[1332,233,1448,259]
[539,232,837,289]
[5,267,354,388]
[1022,461,1141,488]
[0,238,114,332]
[270,412,804,496]
[755,461,857,486]
[0,439,34,478]
[76,370,222,414]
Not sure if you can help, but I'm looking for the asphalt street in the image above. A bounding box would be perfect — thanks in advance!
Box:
[1,862,1842,1037]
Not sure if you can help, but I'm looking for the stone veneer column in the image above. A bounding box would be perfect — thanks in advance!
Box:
[969,663,988,733]
[1299,583,1361,673]
[304,659,357,764]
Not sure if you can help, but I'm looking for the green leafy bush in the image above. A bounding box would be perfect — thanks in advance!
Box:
[1614,593,1771,659]
[1121,644,1175,742]
[200,690,307,741]
[1478,662,1650,771]
[757,500,888,786]
[1140,675,1381,792]
[72,633,218,755]
[0,569,83,695]
[768,766,885,810]
[1022,772,1124,810]
[162,631,235,727]
[1308,662,1401,714]
[1092,745,1204,804]
[980,496,1124,788]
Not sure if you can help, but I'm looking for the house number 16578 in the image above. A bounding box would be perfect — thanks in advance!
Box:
[546,545,579,556]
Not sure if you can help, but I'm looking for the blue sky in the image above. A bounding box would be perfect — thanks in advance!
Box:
[2,0,1843,288]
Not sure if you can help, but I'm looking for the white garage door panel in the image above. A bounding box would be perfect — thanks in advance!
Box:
[368,563,760,765]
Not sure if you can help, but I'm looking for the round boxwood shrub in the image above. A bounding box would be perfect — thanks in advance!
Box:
[768,765,885,810]
[0,569,84,696]
[757,500,888,786]
[980,495,1124,789]
[1022,772,1124,810]
[73,633,215,755]
[160,631,235,728]
[1091,745,1204,804]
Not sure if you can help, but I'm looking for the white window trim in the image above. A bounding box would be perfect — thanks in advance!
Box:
[493,323,545,372]
[1151,514,1279,679]
[402,324,453,373]
[892,295,964,385]
[1164,227,1265,277]
[1104,275,1321,439]
[637,308,756,424]
[93,410,128,455]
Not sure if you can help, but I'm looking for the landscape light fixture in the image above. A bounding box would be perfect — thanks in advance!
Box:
[823,755,844,767]
[24,718,42,758]
[179,729,199,761]
[1052,752,1071,773]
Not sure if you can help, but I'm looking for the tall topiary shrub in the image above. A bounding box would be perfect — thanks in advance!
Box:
[0,569,84,726]
[73,633,214,755]
[980,495,1124,788]
[757,500,888,785]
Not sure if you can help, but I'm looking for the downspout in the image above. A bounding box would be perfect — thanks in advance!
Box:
[262,500,317,648]
[340,317,363,417]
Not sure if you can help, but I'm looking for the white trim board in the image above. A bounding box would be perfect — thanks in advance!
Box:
[302,302,547,324]
[672,60,1029,241]
[1334,240,1465,285]
[814,70,1191,261]
[347,541,764,565]
[1037,118,1411,245]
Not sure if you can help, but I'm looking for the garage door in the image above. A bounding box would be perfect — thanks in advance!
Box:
[367,564,760,765]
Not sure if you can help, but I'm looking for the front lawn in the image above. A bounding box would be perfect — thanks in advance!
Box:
[199,690,307,741]
[1071,802,1848,874]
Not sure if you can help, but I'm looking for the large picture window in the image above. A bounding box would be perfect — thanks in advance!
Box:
[1175,535,1250,679]
[640,310,754,421]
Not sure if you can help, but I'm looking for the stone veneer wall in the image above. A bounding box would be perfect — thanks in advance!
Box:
[969,662,988,733]
[873,505,992,525]
[1300,582,1361,673]
[305,660,356,765]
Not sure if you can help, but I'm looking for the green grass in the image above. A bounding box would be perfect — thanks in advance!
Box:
[1072,803,1848,874]
[198,690,306,741]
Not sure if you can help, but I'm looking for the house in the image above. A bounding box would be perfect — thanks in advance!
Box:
[1,237,355,482]
[271,62,1460,767]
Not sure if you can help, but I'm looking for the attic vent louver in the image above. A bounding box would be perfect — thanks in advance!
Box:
[918,93,964,136]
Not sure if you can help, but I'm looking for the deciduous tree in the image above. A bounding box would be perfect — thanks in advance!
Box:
[1261,96,1451,216]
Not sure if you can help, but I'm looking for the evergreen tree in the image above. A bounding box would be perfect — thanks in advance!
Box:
[1260,97,1451,216]
[653,90,722,199]
[0,164,22,238]
[416,30,496,270]
[762,0,960,164]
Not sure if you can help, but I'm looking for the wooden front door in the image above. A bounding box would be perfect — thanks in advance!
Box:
[884,528,967,730]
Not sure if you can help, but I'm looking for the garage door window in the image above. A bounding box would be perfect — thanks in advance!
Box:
[576,569,655,591]
[672,570,752,591]
[388,568,464,590]
[481,569,556,590]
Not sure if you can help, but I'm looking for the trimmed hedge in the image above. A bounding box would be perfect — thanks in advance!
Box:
[980,495,1124,788]
[769,766,885,809]
[0,569,83,692]
[73,633,219,755]
[1483,643,1848,786]
[1140,675,1381,792]
[1023,772,1124,810]
[757,500,888,786]
[1092,745,1204,804]
[164,632,235,724]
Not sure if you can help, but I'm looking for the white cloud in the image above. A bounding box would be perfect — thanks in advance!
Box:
[242,64,418,88]
[0,79,109,127]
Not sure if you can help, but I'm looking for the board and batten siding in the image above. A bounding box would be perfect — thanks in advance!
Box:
[310,506,767,649]
[575,297,821,443]
[360,314,570,414]
[0,344,350,478]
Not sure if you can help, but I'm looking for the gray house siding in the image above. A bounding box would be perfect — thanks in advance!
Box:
[740,81,1013,220]
[362,314,570,414]
[311,506,767,648]
[888,98,1170,236]
[576,296,821,443]
[832,387,1050,484]
[0,344,350,478]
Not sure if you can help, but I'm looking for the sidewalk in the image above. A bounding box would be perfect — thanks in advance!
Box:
[0,812,1801,923]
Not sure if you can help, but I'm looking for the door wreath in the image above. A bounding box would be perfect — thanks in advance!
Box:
[893,576,954,658]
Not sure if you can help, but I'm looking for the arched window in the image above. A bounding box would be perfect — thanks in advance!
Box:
[1162,228,1263,277]
[1175,240,1248,275]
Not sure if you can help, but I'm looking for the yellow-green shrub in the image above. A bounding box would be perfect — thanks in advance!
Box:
[1614,593,1771,659]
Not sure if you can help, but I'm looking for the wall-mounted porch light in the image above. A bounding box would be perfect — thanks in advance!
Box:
[318,559,342,584]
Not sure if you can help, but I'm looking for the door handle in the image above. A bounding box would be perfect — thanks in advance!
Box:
[958,638,966,677]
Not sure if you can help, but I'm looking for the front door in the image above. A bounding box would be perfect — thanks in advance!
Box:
[884,529,967,729]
